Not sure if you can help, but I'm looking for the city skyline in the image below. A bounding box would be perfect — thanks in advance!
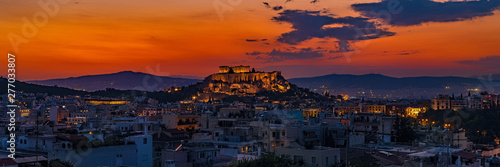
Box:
[2,1,500,166]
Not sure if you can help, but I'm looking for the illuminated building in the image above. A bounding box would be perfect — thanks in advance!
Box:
[431,94,451,110]
[361,104,386,114]
[19,108,30,117]
[261,123,289,152]
[336,106,361,115]
[84,99,131,105]
[303,108,320,118]
[218,65,250,74]
[162,114,200,131]
[66,117,87,125]
[406,107,426,118]
[480,93,498,109]
[141,107,171,116]
[57,108,69,123]
[178,100,197,113]
[386,105,406,116]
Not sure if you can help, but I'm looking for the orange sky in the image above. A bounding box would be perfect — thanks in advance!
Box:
[1,0,500,80]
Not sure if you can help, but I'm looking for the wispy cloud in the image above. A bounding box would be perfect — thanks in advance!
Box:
[246,47,333,62]
[457,55,500,70]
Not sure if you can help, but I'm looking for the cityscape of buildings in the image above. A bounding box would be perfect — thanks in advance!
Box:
[1,66,499,167]
[3,0,500,166]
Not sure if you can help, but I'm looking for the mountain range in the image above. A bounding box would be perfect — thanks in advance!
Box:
[24,71,500,98]
[289,74,499,98]
[288,74,485,89]
[27,71,200,92]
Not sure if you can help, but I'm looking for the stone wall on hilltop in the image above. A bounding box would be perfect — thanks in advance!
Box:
[202,71,290,95]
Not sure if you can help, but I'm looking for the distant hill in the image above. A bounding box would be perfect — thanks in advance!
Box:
[476,74,500,82]
[27,71,200,91]
[0,77,196,102]
[0,77,86,96]
[289,74,481,89]
[17,72,500,99]
[289,74,498,98]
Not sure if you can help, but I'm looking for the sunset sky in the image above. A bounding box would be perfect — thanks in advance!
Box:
[1,0,500,80]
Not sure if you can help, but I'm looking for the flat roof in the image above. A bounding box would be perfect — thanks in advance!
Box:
[14,156,47,164]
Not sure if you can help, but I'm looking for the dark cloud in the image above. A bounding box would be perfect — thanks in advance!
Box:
[263,2,271,8]
[263,2,284,11]
[273,6,284,11]
[246,47,329,62]
[272,10,395,44]
[329,55,342,60]
[246,51,264,55]
[396,50,419,55]
[457,56,500,70]
[245,39,269,43]
[352,0,500,26]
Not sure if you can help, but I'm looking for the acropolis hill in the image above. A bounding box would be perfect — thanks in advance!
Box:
[200,66,291,96]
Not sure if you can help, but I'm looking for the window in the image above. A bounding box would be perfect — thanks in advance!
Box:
[311,156,316,165]
[325,157,329,166]
[143,138,147,144]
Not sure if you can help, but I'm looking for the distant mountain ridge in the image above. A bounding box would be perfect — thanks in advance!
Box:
[24,72,500,98]
[289,73,499,98]
[1,77,86,96]
[27,71,200,92]
[289,74,482,89]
